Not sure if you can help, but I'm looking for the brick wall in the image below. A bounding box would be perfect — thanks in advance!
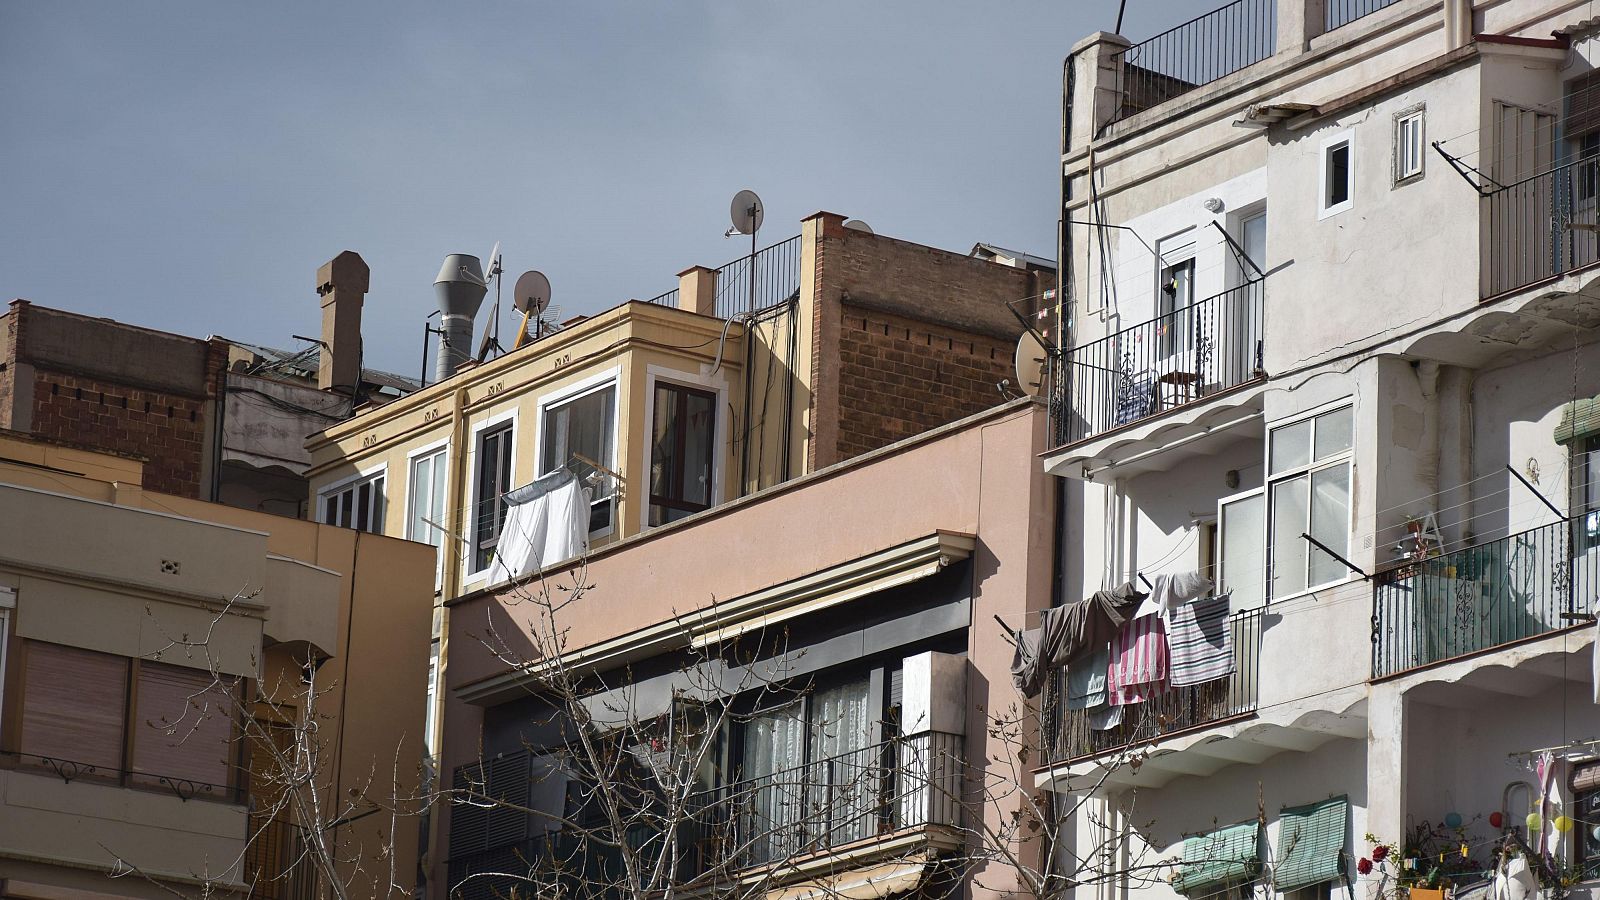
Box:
[29,370,208,496]
[0,307,16,432]
[836,304,1016,460]
[806,212,1052,467]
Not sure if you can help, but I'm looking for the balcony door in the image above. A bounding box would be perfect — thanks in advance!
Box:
[1228,211,1266,387]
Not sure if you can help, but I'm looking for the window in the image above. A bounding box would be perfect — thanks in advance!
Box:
[1580,436,1600,551]
[0,587,12,723]
[320,470,385,533]
[1579,132,1600,203]
[649,382,717,526]
[1395,109,1425,183]
[406,445,449,587]
[1268,406,1354,599]
[17,641,240,795]
[540,384,616,534]
[1217,489,1265,610]
[1574,763,1600,879]
[472,422,515,573]
[1158,258,1197,358]
[425,637,440,756]
[1320,131,1354,217]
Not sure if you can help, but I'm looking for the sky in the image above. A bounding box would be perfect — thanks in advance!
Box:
[0,1,1189,377]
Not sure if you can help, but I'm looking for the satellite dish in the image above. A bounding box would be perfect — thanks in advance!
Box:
[484,242,503,280]
[513,270,551,317]
[843,219,874,234]
[1014,332,1047,396]
[730,189,764,236]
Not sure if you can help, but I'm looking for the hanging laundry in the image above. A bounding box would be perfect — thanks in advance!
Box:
[492,469,591,580]
[1168,591,1234,687]
[1149,571,1214,617]
[1089,704,1124,731]
[1107,613,1168,705]
[1010,581,1147,698]
[1536,752,1566,862]
[1066,646,1110,710]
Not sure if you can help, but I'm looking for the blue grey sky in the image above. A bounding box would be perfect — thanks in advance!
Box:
[1,1,1187,375]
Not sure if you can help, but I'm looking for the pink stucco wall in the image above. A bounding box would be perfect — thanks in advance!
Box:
[436,399,1053,896]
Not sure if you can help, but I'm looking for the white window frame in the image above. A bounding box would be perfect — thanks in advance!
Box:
[1394,107,1425,184]
[316,463,388,534]
[405,438,451,591]
[1318,129,1355,219]
[534,367,621,541]
[640,364,730,532]
[464,408,519,584]
[1216,487,1266,611]
[0,586,14,720]
[1266,401,1356,602]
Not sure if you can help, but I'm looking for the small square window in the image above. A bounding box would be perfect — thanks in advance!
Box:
[1318,130,1356,217]
[1396,110,1425,182]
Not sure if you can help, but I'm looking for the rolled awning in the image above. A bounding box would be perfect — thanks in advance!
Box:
[1174,820,1261,895]
[1555,395,1600,445]
[767,856,929,900]
[1275,796,1349,892]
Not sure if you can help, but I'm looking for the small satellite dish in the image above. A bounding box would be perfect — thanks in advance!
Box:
[513,270,551,317]
[484,241,503,280]
[1014,332,1047,396]
[730,189,764,236]
[843,219,874,234]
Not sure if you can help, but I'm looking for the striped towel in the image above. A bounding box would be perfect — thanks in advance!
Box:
[1107,614,1167,705]
[1167,591,1234,687]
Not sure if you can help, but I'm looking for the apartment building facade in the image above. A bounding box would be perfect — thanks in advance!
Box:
[1037,2,1600,900]
[0,431,433,899]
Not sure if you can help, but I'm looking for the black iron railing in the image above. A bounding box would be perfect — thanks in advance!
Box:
[0,749,244,804]
[711,235,803,319]
[1108,0,1277,126]
[683,730,963,872]
[644,288,679,307]
[1049,280,1265,449]
[1372,517,1599,678]
[447,731,963,898]
[1043,607,1264,764]
[1325,0,1403,31]
[1483,157,1600,297]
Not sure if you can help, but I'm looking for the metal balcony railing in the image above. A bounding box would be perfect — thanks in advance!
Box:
[1043,608,1264,765]
[641,235,803,319]
[1483,157,1600,297]
[1049,280,1265,449]
[1107,0,1277,126]
[1325,0,1403,31]
[1372,517,1599,678]
[682,730,963,873]
[446,731,963,898]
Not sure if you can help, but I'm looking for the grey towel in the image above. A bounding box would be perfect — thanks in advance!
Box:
[1011,581,1147,698]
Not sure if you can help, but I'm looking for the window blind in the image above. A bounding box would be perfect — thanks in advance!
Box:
[1275,796,1349,891]
[22,641,128,772]
[131,661,236,789]
[1174,820,1261,895]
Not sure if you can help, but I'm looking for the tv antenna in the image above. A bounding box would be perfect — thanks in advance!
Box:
[511,270,552,349]
[475,241,505,362]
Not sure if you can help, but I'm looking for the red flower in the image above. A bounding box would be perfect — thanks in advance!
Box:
[1358,858,1374,875]
[1372,846,1389,862]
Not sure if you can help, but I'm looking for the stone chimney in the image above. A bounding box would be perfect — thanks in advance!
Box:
[314,251,369,394]
[677,266,718,316]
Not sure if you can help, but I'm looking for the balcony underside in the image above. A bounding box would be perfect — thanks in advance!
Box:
[1042,383,1265,481]
[1036,685,1367,792]
[1400,268,1600,369]
[1380,627,1595,702]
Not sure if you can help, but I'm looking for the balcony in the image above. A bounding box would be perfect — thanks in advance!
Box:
[644,235,802,319]
[1043,608,1264,765]
[1049,281,1265,450]
[1372,517,1598,679]
[447,731,964,899]
[1482,158,1600,299]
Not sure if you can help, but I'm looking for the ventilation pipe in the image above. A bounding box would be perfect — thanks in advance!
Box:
[433,254,486,383]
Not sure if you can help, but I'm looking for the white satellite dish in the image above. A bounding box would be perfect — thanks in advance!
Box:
[730,189,764,236]
[843,219,874,234]
[513,270,551,317]
[484,242,503,281]
[1014,332,1047,396]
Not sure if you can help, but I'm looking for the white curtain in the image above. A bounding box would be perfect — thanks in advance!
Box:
[740,704,806,864]
[809,680,874,846]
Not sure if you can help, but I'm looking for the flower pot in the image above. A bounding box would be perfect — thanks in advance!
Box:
[1408,887,1446,900]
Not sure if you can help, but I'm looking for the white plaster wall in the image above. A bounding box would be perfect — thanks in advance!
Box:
[1071,738,1368,900]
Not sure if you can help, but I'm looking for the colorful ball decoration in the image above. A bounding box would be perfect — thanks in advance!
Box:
[1555,816,1574,833]
[1444,812,1463,829]
[1527,812,1544,832]
[1490,812,1504,829]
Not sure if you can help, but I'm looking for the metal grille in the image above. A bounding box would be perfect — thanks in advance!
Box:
[1107,0,1277,126]
[1049,280,1265,449]
[644,288,679,307]
[1483,157,1600,298]
[711,235,802,319]
[1325,0,1403,31]
[1372,517,1597,678]
[1043,608,1264,764]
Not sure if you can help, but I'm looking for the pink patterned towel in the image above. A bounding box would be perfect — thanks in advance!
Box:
[1107,613,1168,705]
